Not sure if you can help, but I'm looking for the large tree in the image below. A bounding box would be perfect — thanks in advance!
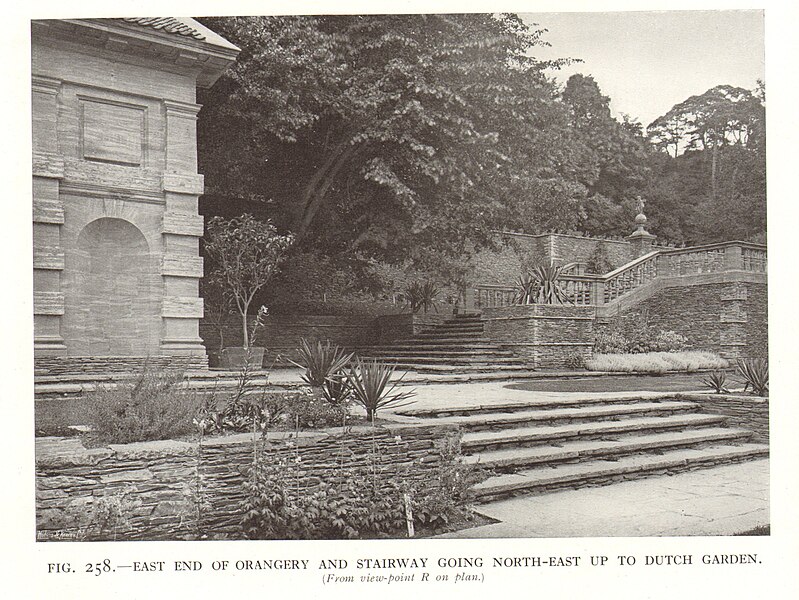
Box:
[197,15,579,277]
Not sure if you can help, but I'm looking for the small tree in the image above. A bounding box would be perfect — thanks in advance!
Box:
[204,214,294,349]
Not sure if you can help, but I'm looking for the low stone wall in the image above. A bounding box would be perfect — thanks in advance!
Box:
[36,421,460,541]
[482,304,595,368]
[200,315,383,366]
[34,354,209,377]
[679,393,769,443]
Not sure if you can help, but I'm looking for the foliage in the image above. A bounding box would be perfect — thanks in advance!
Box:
[530,264,572,305]
[594,312,689,354]
[286,395,351,430]
[736,358,769,396]
[701,370,730,394]
[240,430,477,539]
[290,339,354,388]
[563,352,586,370]
[586,243,614,275]
[197,15,580,273]
[321,372,354,405]
[346,359,416,420]
[204,214,294,348]
[403,281,439,314]
[585,351,728,373]
[86,364,200,444]
[513,272,536,305]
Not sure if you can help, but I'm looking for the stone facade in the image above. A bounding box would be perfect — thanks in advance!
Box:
[36,421,459,541]
[32,19,238,371]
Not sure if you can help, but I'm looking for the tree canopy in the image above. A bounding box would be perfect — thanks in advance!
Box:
[196,15,766,300]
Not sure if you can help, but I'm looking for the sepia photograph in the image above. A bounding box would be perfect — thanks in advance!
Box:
[29,9,773,545]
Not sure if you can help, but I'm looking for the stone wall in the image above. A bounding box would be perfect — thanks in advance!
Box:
[36,421,460,541]
[606,281,769,359]
[200,315,382,366]
[482,304,595,368]
[679,393,769,443]
[34,354,208,377]
[471,232,637,289]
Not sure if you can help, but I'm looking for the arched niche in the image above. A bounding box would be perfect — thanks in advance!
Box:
[69,217,158,355]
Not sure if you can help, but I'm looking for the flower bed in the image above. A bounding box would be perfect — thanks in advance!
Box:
[585,351,728,373]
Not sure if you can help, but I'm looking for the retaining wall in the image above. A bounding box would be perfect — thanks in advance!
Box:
[679,393,769,443]
[36,422,459,541]
[482,304,595,368]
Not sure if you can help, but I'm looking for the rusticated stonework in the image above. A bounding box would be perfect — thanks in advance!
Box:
[31,19,238,372]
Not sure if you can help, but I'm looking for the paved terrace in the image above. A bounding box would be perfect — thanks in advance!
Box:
[379,380,770,539]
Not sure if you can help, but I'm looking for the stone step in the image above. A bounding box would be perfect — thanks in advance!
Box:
[462,427,752,470]
[471,443,769,500]
[432,400,699,431]
[360,343,506,352]
[357,348,517,358]
[398,394,682,418]
[390,363,532,374]
[460,413,730,451]
[393,336,491,346]
[355,355,526,366]
[403,332,488,342]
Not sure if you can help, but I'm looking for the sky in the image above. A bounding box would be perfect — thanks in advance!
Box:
[520,10,765,127]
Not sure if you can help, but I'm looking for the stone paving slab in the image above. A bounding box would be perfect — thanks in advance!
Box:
[439,459,769,538]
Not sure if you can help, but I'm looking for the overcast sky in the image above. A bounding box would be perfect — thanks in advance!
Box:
[520,10,765,127]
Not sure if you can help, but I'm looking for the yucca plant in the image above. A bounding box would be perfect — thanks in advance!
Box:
[736,358,769,396]
[530,264,572,305]
[513,273,536,305]
[700,370,729,394]
[321,372,354,405]
[345,358,416,420]
[290,339,354,388]
[403,281,439,314]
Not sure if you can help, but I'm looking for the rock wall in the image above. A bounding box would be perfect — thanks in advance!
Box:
[679,393,769,443]
[482,304,595,368]
[36,422,459,541]
[606,281,769,359]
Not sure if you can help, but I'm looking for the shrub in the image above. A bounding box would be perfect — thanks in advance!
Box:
[585,351,728,373]
[290,339,354,388]
[403,281,439,314]
[346,359,416,420]
[563,352,585,370]
[240,431,477,539]
[593,327,687,354]
[86,364,200,444]
[285,394,351,430]
[701,370,730,394]
[736,358,768,396]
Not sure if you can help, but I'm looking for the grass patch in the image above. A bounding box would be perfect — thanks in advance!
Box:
[585,351,728,374]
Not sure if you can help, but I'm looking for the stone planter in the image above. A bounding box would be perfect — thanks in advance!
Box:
[221,346,265,369]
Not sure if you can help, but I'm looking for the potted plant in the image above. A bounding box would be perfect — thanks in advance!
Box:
[204,214,294,369]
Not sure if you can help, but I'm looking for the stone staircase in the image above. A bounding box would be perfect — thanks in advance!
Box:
[358,313,533,377]
[396,394,768,501]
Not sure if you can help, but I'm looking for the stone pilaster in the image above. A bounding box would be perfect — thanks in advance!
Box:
[160,100,206,358]
[32,75,67,355]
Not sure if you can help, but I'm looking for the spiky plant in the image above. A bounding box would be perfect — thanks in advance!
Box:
[403,281,439,314]
[345,358,416,420]
[530,264,572,305]
[290,339,354,388]
[736,358,769,396]
[700,370,729,394]
[513,273,536,305]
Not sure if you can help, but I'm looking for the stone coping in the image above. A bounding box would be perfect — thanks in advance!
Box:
[36,420,460,466]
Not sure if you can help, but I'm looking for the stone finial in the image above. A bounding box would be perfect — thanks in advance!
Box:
[628,196,656,252]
